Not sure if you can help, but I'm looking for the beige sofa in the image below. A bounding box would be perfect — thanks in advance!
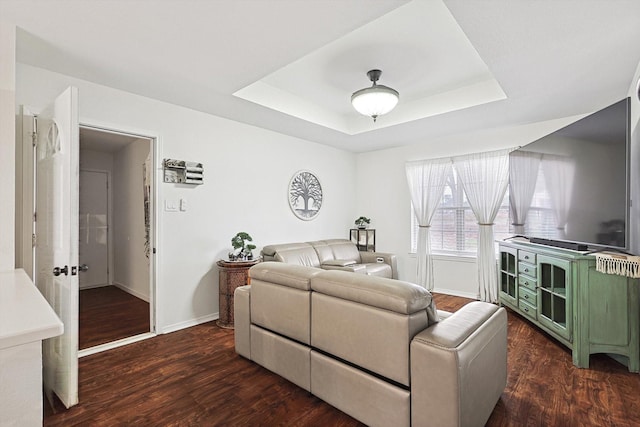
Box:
[234,262,507,427]
[261,238,398,279]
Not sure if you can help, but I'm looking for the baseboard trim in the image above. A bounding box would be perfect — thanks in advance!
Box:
[161,313,218,334]
[79,332,156,357]
[432,287,479,300]
[79,283,110,290]
[113,281,150,303]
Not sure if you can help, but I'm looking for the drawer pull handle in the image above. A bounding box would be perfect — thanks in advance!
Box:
[524,307,529,312]
[524,268,529,272]
[525,255,529,260]
[524,295,529,299]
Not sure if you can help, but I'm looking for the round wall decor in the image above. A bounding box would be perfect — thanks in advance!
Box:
[288,170,323,221]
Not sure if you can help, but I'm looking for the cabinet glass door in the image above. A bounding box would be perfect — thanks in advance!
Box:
[499,246,518,306]
[537,255,571,340]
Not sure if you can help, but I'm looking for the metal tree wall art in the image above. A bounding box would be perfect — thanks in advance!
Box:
[288,170,323,220]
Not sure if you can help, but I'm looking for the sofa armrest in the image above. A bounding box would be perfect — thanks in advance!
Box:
[234,285,251,359]
[410,301,507,427]
[359,252,398,279]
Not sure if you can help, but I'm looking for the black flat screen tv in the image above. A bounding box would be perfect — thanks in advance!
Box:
[509,97,630,251]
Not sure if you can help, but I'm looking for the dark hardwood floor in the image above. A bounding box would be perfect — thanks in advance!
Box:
[79,286,150,349]
[46,293,640,426]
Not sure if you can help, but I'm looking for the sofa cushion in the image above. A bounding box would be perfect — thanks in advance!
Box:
[250,262,321,291]
[251,280,312,345]
[311,351,410,427]
[311,292,429,387]
[323,239,362,263]
[361,262,392,278]
[413,301,499,348]
[262,242,320,266]
[249,262,322,345]
[273,246,321,268]
[322,259,357,267]
[261,242,311,258]
[311,270,436,317]
[308,240,335,264]
[251,326,311,391]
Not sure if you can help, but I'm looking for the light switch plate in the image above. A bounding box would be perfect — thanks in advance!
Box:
[165,200,178,212]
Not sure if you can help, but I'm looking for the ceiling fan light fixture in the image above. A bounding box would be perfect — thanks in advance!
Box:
[351,69,399,122]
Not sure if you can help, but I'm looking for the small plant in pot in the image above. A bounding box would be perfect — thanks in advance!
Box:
[230,231,257,261]
[355,216,371,229]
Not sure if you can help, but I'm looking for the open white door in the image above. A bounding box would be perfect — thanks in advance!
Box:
[35,87,80,408]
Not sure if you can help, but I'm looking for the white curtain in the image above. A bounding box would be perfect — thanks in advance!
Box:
[541,154,575,239]
[406,158,452,290]
[509,151,541,235]
[453,149,510,302]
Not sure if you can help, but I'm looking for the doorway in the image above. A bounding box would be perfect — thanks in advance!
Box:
[77,126,155,351]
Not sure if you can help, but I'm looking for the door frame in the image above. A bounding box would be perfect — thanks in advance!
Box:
[18,108,162,354]
[76,121,160,356]
[16,106,36,280]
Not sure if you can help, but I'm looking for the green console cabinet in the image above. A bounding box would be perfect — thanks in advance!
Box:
[499,240,640,372]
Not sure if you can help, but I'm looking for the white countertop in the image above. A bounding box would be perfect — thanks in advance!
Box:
[0,269,63,350]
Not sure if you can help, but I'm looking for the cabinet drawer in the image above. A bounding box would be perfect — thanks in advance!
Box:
[518,299,537,321]
[518,250,536,264]
[518,262,537,277]
[518,275,537,291]
[519,286,537,307]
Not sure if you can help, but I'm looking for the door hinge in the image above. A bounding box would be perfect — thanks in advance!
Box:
[33,212,37,222]
[32,117,38,147]
[32,233,36,247]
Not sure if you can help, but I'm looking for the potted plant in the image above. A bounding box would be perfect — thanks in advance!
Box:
[354,216,371,229]
[230,231,257,260]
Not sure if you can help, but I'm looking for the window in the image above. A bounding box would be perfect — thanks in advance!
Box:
[411,168,512,255]
[522,167,557,239]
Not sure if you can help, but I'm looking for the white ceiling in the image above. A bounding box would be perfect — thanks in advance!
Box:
[234,0,506,135]
[2,0,640,153]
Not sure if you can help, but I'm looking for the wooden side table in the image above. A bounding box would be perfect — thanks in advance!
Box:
[350,228,376,252]
[216,259,259,329]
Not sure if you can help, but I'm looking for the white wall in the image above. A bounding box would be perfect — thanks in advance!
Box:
[80,149,114,171]
[112,139,150,301]
[355,116,585,298]
[17,64,357,332]
[0,21,15,270]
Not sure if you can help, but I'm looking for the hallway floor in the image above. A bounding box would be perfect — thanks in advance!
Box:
[79,286,150,349]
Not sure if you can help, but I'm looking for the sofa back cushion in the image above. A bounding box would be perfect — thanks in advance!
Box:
[249,263,322,345]
[273,246,321,267]
[323,239,362,263]
[311,270,436,316]
[308,240,335,264]
[262,242,320,266]
[310,270,437,386]
[308,239,363,265]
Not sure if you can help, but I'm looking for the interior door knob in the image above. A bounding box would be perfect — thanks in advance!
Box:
[79,264,89,272]
[53,265,69,276]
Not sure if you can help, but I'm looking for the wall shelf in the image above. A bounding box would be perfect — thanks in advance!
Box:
[163,158,204,185]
